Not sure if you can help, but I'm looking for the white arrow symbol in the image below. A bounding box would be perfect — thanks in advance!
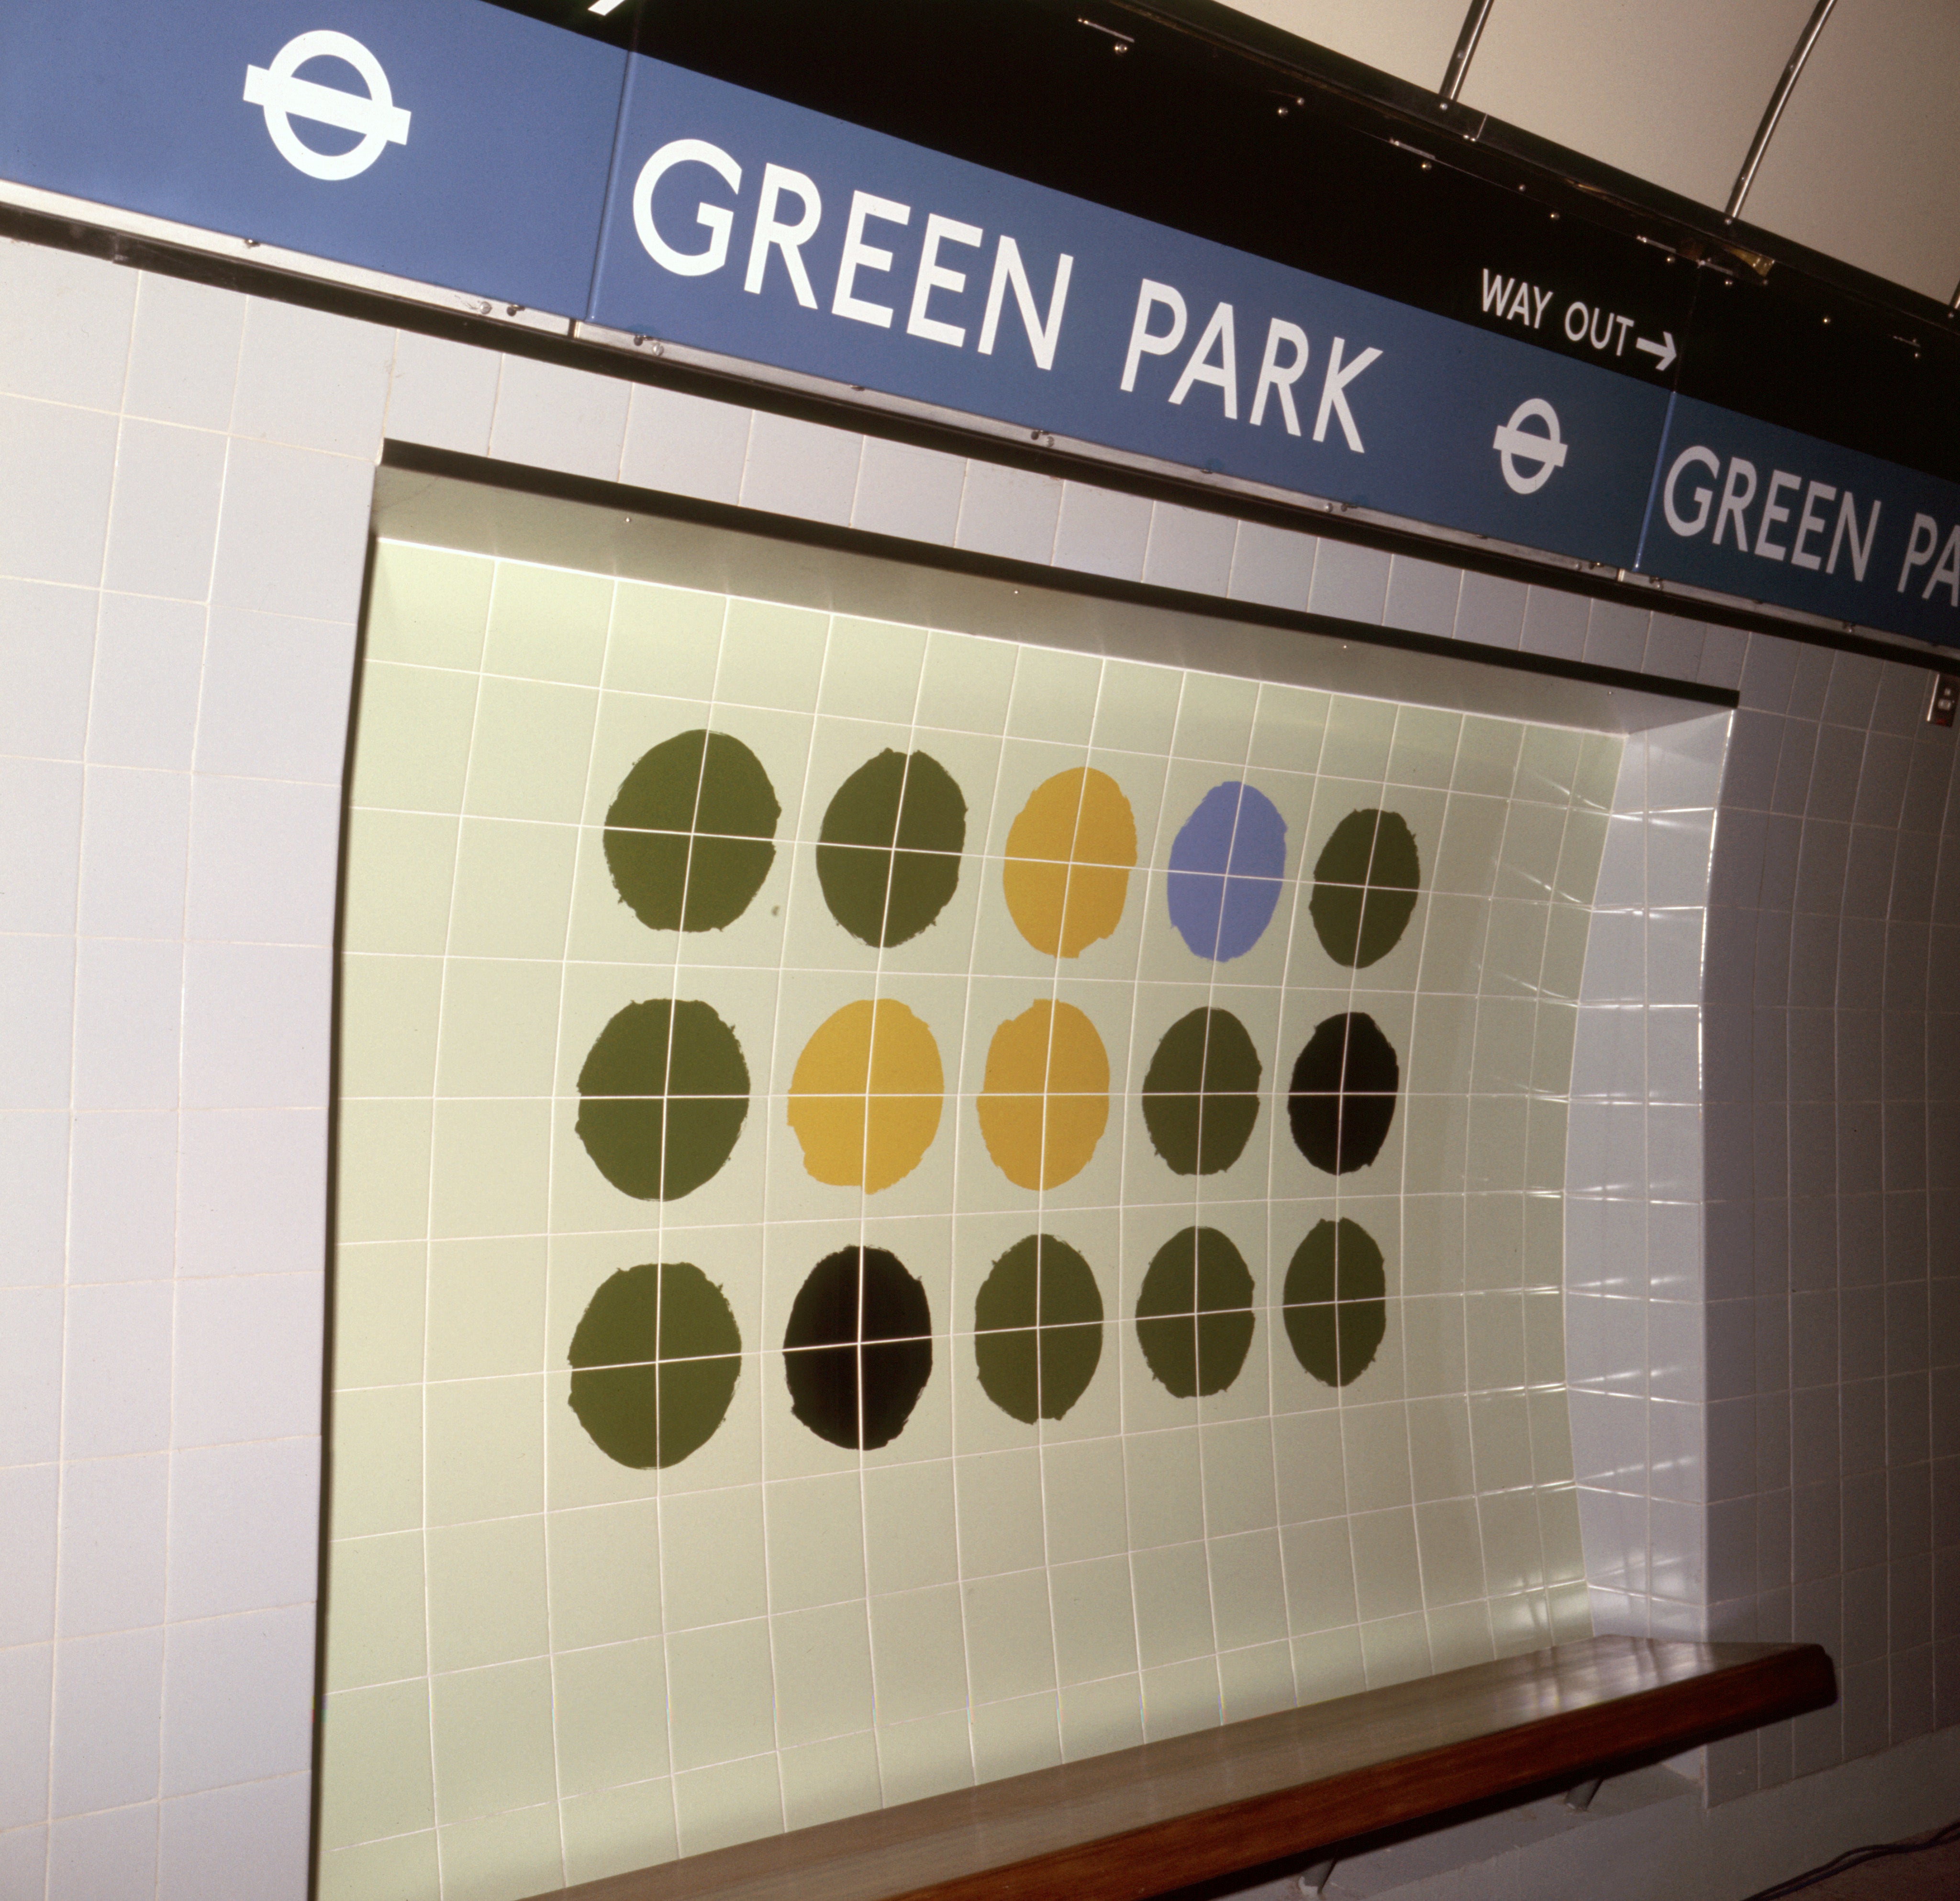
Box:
[1635,331,1678,371]
[244,31,410,181]
[1492,397,1568,495]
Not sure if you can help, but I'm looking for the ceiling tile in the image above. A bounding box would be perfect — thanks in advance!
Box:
[1215,0,1468,92]
[1459,0,1815,209]
[1741,0,1960,301]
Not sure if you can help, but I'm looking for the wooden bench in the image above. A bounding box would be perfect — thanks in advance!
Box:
[530,1637,1833,1901]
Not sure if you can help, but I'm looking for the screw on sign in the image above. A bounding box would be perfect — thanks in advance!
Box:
[243,31,411,180]
[1492,398,1567,496]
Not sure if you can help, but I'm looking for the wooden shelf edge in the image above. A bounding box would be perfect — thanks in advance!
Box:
[529,1638,1835,1901]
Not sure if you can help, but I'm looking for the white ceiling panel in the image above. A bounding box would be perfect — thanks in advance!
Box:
[1214,0,1466,92]
[1741,0,1960,302]
[1458,0,1814,209]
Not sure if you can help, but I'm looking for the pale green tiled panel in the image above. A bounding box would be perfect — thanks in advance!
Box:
[820,615,927,722]
[660,1486,766,1630]
[434,959,561,1100]
[340,955,443,1099]
[424,1376,543,1525]
[1141,1654,1223,1741]
[431,1659,559,1824]
[350,662,480,815]
[606,581,724,698]
[667,1621,777,1772]
[1360,1612,1433,1688]
[428,1517,548,1673]
[561,1780,678,1888]
[779,1733,881,1832]
[1131,1541,1214,1669]
[485,560,613,686]
[454,815,577,952]
[329,1385,423,1538]
[546,1501,661,1652]
[772,1602,875,1747]
[673,1758,785,1858]
[915,626,1017,736]
[438,1806,564,1901]
[971,1691,1063,1782]
[1051,1556,1138,1684]
[874,1711,973,1806]
[319,1679,436,1849]
[963,1570,1057,1703]
[332,1243,426,1389]
[1209,1530,1288,1651]
[554,1638,669,1795]
[1317,694,1397,784]
[425,1237,546,1382]
[325,1531,427,1692]
[368,543,493,670]
[715,598,828,712]
[868,1587,968,1724]
[330,539,1638,1885]
[319,1830,440,1901]
[340,809,460,956]
[863,1462,959,1595]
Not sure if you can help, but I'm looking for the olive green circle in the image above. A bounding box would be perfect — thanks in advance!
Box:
[604,729,780,933]
[1308,809,1420,969]
[576,998,750,1200]
[1140,1007,1262,1176]
[816,749,966,947]
[1281,1218,1387,1388]
[1134,1226,1256,1399]
[567,1261,742,1469]
[973,1235,1105,1424]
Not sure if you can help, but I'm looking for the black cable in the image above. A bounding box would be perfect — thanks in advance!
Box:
[1737,1815,1960,1901]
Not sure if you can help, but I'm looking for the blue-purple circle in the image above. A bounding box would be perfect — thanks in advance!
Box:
[1166,782,1288,961]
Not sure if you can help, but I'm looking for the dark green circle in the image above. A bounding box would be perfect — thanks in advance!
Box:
[1288,1012,1399,1175]
[576,999,750,1200]
[604,729,780,932]
[816,749,966,947]
[1134,1226,1256,1399]
[1282,1219,1387,1388]
[973,1235,1104,1424]
[783,1247,933,1450]
[1308,809,1420,969]
[567,1262,742,1469]
[1140,1007,1262,1176]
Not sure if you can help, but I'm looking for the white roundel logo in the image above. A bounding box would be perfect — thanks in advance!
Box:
[1492,398,1569,496]
[243,31,411,181]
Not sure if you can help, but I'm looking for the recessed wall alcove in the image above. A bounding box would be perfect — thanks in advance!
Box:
[316,464,1730,1894]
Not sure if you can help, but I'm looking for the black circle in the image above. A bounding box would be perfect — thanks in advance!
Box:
[1140,1007,1262,1176]
[603,729,780,932]
[1309,809,1420,969]
[1282,1219,1387,1388]
[1287,1013,1399,1175]
[567,1262,743,1468]
[1134,1226,1256,1398]
[816,749,966,947]
[782,1247,933,1450]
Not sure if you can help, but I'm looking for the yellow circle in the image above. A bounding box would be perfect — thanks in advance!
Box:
[787,1000,944,1192]
[977,1000,1110,1190]
[1002,768,1137,958]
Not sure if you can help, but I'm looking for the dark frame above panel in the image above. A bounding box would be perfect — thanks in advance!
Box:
[375,439,1733,733]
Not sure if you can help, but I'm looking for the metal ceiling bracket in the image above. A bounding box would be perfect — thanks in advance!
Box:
[1726,0,1838,221]
[1439,0,1496,103]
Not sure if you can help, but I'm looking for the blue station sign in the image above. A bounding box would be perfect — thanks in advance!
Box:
[7,0,1956,648]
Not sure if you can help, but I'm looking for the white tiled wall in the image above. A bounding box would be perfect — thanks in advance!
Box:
[1,224,1954,1893]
